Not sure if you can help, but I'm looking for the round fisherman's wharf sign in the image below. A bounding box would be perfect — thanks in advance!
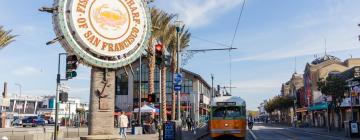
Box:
[53,0,150,68]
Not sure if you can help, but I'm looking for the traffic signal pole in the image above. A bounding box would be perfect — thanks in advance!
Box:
[158,66,162,140]
[138,55,142,126]
[54,53,67,140]
[176,26,181,121]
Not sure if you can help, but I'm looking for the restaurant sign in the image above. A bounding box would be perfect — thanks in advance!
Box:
[53,0,151,68]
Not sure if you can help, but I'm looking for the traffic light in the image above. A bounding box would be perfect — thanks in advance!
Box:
[66,55,78,79]
[147,94,155,103]
[164,51,171,67]
[59,92,68,103]
[155,44,163,66]
[354,67,360,79]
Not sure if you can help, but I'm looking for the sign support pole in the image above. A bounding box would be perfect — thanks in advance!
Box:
[54,53,67,140]
[159,66,163,140]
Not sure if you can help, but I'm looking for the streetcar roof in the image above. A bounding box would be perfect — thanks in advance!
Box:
[211,96,246,106]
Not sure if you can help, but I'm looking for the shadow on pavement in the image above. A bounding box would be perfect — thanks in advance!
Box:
[212,135,245,140]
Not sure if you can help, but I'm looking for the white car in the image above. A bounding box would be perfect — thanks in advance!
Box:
[13,119,22,126]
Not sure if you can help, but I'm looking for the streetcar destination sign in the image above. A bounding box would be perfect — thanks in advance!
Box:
[53,0,151,68]
[216,102,236,106]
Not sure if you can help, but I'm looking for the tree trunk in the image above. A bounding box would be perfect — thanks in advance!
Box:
[147,45,155,96]
[161,66,167,121]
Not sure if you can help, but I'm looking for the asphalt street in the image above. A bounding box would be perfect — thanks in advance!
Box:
[250,124,351,140]
[199,131,253,140]
[198,123,359,140]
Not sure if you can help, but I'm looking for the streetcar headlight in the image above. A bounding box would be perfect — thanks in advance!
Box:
[225,123,229,127]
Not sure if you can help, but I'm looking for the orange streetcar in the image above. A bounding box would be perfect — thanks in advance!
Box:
[209,96,247,139]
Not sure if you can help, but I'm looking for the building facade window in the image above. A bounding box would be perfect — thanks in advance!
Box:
[182,78,193,94]
[116,73,128,95]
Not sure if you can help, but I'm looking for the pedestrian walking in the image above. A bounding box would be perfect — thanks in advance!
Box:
[118,111,129,140]
[186,116,192,131]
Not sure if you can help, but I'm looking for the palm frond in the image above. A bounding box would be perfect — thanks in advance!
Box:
[0,26,17,49]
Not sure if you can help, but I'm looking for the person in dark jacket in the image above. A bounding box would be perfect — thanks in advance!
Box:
[186,116,192,131]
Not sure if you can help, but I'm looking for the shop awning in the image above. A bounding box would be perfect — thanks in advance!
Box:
[295,107,308,113]
[133,105,159,113]
[308,103,329,111]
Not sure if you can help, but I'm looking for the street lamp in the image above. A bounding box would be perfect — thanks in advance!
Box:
[322,96,330,133]
[14,83,22,116]
[175,20,184,121]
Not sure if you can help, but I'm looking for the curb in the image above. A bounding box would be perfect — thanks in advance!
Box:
[195,132,209,140]
[248,129,258,140]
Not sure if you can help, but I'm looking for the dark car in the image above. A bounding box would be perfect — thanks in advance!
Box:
[22,116,46,127]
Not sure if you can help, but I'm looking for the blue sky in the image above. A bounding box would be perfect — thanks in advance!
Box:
[1,0,360,110]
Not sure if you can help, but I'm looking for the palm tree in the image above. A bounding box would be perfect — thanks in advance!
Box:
[158,24,176,121]
[0,26,16,49]
[146,8,176,121]
[170,26,191,120]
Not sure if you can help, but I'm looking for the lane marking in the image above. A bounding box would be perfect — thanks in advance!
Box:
[273,129,298,140]
[248,129,258,140]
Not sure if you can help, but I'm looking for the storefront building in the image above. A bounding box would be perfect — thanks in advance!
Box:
[303,56,360,128]
[115,57,212,122]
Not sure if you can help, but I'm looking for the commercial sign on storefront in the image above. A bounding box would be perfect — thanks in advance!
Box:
[53,0,151,68]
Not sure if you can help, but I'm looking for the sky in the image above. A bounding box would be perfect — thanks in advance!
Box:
[1,0,360,111]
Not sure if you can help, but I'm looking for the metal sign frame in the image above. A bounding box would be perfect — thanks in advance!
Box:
[53,0,151,68]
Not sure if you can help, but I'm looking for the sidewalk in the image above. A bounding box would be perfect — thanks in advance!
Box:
[61,134,159,140]
[181,126,208,140]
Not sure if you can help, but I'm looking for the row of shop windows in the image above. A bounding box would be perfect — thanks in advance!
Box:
[116,64,194,95]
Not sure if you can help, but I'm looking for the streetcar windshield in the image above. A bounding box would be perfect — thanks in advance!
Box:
[212,106,246,119]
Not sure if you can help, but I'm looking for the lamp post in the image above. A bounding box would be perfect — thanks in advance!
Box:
[323,96,330,133]
[138,54,142,126]
[14,83,22,116]
[175,20,184,121]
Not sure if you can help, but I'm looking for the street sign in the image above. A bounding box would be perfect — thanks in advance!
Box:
[174,73,182,84]
[163,121,175,140]
[0,98,10,107]
[174,84,181,91]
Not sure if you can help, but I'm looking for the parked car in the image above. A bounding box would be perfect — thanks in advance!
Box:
[22,116,46,127]
[12,119,22,126]
[47,118,55,125]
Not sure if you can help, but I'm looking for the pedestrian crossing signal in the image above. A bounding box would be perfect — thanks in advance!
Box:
[59,92,68,103]
[148,94,155,103]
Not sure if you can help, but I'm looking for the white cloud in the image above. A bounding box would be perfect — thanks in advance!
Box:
[12,66,42,76]
[155,0,243,28]
[232,79,283,92]
[17,25,36,34]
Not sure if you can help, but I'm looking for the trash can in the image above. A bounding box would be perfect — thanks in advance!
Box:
[132,126,142,135]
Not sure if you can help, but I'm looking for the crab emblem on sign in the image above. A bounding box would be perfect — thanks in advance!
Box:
[93,4,128,30]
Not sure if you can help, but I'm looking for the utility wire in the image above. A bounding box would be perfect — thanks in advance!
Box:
[191,35,231,48]
[230,0,246,47]
[229,0,246,95]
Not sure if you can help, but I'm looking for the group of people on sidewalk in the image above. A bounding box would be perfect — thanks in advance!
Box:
[186,116,196,131]
[116,110,159,139]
